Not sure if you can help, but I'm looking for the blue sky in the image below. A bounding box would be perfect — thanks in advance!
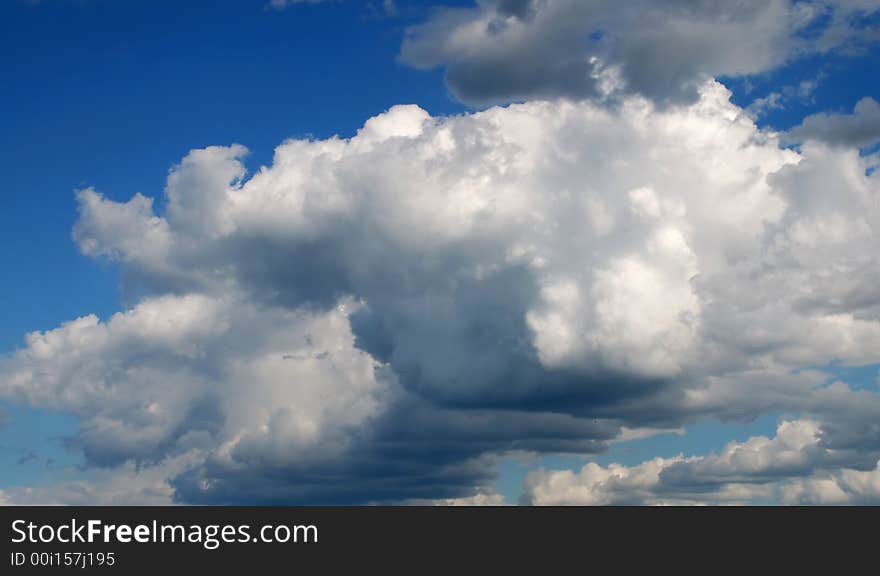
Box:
[1,0,463,350]
[2,0,880,505]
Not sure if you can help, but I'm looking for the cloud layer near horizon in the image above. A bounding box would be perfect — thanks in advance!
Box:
[523,419,880,505]
[2,80,880,504]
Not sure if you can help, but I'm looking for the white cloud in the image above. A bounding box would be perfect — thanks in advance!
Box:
[524,420,880,505]
[0,292,384,472]
[73,188,173,270]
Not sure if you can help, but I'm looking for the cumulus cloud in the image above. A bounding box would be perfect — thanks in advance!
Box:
[400,0,880,106]
[784,97,880,148]
[0,293,385,470]
[523,420,880,505]
[2,80,880,504]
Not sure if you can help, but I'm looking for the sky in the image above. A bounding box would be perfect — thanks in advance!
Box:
[1,0,879,505]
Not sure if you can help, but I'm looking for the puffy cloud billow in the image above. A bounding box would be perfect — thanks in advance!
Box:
[2,79,879,504]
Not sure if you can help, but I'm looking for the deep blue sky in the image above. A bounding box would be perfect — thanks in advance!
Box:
[1,0,878,501]
[0,0,470,353]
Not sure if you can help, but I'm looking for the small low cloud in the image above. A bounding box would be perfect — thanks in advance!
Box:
[784,97,880,148]
[523,420,880,505]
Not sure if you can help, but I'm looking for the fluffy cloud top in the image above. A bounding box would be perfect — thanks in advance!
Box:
[2,80,879,504]
[400,0,880,106]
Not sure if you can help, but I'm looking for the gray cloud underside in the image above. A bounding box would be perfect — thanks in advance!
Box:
[1,81,879,504]
[785,97,880,148]
[400,0,880,106]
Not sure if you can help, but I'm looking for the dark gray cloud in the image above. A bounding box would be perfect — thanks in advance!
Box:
[496,0,535,20]
[175,388,619,504]
[400,0,880,106]
[784,97,880,148]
